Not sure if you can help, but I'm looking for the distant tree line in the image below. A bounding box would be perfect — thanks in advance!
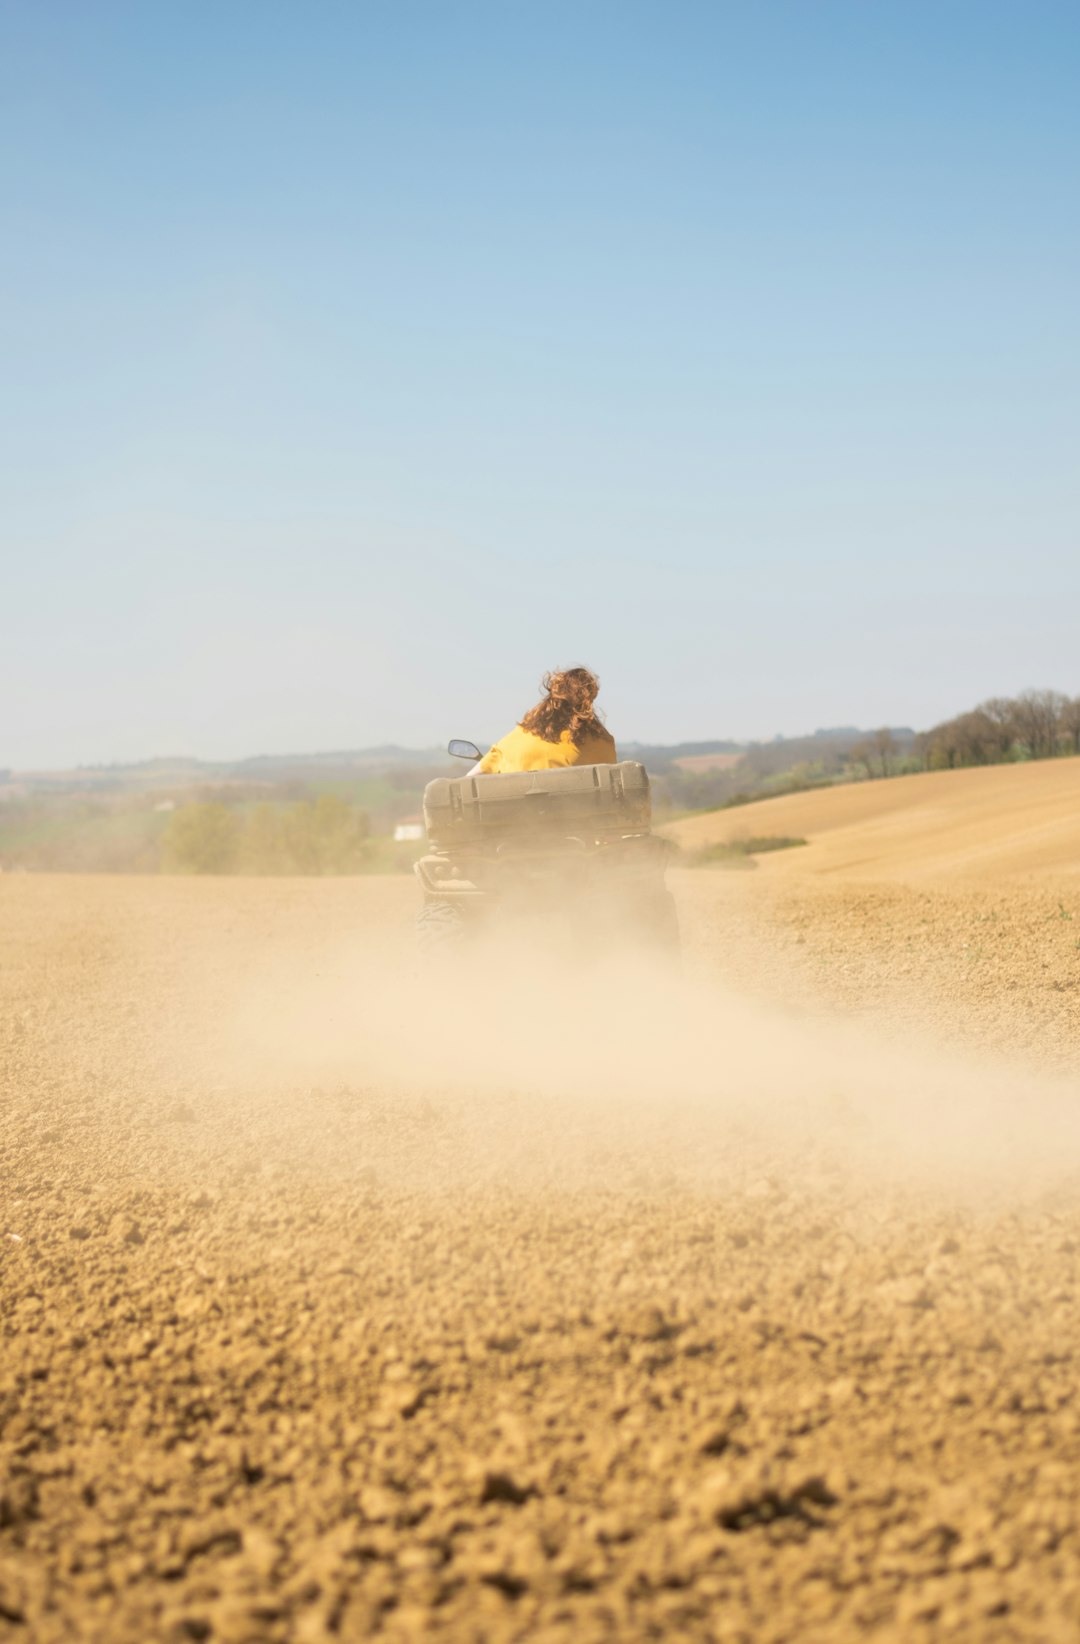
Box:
[652,690,1080,814]
[917,690,1080,770]
[654,726,920,811]
[162,794,372,875]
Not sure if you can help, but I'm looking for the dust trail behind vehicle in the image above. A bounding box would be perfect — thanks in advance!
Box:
[7,872,1080,1643]
[184,899,1080,1205]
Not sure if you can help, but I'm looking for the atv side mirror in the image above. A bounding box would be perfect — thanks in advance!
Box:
[448,739,483,761]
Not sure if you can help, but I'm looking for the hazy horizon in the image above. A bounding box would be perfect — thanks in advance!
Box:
[3,686,1074,775]
[4,2,1077,769]
[4,710,1047,778]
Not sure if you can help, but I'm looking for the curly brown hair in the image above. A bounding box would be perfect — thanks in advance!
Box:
[519,667,613,748]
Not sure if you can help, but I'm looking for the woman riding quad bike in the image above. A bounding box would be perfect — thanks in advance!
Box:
[415,668,679,958]
[472,666,617,774]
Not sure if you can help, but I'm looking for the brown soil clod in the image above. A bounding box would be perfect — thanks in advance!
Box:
[5,853,1080,1642]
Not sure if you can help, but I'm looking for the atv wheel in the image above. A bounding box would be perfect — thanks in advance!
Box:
[638,887,681,957]
[416,898,469,956]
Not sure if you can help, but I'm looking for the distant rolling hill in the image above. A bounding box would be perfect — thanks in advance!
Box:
[670,751,745,774]
[666,759,1080,884]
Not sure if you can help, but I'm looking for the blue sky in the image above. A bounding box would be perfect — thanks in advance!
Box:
[2,1,1078,766]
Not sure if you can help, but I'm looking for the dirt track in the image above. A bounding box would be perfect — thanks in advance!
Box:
[4,839,1080,1641]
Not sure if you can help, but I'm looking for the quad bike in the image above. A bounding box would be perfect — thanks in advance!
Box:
[414,740,679,957]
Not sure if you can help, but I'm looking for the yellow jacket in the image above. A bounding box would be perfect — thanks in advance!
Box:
[477,724,617,774]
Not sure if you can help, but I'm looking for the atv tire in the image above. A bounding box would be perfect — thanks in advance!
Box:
[638,887,681,958]
[417,898,469,957]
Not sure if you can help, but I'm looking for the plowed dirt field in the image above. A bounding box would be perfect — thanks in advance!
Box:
[4,768,1080,1643]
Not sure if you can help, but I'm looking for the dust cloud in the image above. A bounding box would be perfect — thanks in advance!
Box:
[200,916,1080,1204]
[8,873,1080,1640]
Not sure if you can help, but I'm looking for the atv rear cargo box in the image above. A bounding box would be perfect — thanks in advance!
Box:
[422,761,652,847]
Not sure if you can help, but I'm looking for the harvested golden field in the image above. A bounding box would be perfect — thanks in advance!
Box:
[667,758,1080,883]
[4,778,1080,1643]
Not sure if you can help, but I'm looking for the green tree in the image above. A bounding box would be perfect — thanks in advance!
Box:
[239,803,289,874]
[280,794,370,874]
[1013,689,1068,758]
[1061,697,1080,756]
[162,803,240,874]
[849,740,876,779]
